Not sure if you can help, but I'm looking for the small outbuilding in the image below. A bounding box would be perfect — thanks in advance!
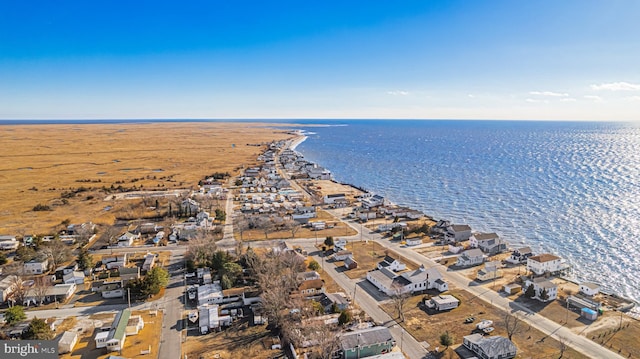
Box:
[57,331,78,354]
[581,307,598,321]
[425,295,459,311]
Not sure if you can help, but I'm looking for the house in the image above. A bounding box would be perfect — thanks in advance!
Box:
[334,251,353,261]
[116,232,138,247]
[366,267,410,296]
[103,254,128,270]
[199,304,232,334]
[377,222,407,232]
[0,235,19,250]
[198,282,224,306]
[62,271,85,285]
[405,237,422,246]
[334,238,348,250]
[297,271,321,282]
[425,295,459,311]
[24,258,49,275]
[474,234,507,256]
[401,265,449,293]
[377,255,406,272]
[456,248,485,267]
[0,275,18,303]
[358,211,378,221]
[181,198,200,213]
[142,253,156,271]
[527,253,563,276]
[463,334,517,359]
[319,292,349,313]
[338,326,396,359]
[95,309,135,352]
[95,281,125,299]
[580,282,600,296]
[23,283,76,306]
[431,220,451,235]
[476,261,504,282]
[446,224,472,242]
[119,267,141,283]
[57,331,78,354]
[505,247,533,264]
[524,277,558,302]
[469,232,498,248]
[292,279,325,299]
[310,221,326,231]
[344,257,358,270]
[324,193,346,204]
[361,194,386,209]
[55,263,79,279]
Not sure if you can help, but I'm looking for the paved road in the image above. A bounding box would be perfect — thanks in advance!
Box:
[158,252,186,359]
[324,210,624,359]
[299,242,429,359]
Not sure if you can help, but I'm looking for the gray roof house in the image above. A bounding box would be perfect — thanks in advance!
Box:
[457,248,485,267]
[463,333,517,359]
[338,326,396,359]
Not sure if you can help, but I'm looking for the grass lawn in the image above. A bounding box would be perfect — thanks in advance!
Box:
[184,321,282,359]
[380,289,588,359]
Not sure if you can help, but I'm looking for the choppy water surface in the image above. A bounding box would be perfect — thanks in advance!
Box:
[295,120,640,301]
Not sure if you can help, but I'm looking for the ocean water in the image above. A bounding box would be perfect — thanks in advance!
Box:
[293,120,640,302]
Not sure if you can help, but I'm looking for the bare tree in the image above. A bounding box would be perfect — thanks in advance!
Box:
[32,276,51,306]
[41,238,72,271]
[186,233,218,267]
[504,312,524,341]
[305,323,341,359]
[100,225,120,247]
[235,215,249,242]
[285,218,302,239]
[258,216,275,240]
[557,336,569,359]
[7,274,27,307]
[390,283,410,322]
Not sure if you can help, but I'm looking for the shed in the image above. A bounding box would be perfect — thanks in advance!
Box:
[503,283,522,295]
[58,331,78,354]
[581,308,598,321]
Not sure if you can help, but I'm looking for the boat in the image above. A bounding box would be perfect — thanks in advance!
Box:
[476,320,493,330]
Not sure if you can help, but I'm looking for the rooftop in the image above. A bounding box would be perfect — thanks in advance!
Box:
[529,253,561,263]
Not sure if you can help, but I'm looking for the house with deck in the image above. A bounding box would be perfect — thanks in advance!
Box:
[446,224,472,242]
[580,282,600,297]
[506,246,533,264]
[527,253,563,276]
[473,233,507,256]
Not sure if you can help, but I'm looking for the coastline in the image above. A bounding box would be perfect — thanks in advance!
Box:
[284,132,640,310]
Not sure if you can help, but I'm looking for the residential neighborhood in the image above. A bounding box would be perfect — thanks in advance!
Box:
[0,136,636,359]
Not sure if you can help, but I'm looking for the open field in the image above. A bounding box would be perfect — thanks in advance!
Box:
[0,123,292,234]
[184,321,283,359]
[380,290,588,359]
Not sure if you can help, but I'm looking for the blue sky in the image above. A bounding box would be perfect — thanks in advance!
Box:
[1,1,639,120]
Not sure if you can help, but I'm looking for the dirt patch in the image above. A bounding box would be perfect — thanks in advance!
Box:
[184,321,282,359]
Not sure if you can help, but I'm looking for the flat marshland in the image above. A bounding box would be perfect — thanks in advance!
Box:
[0,122,292,234]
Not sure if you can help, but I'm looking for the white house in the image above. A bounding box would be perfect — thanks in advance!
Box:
[367,265,448,296]
[324,193,346,204]
[0,236,19,250]
[199,304,232,334]
[358,211,378,221]
[506,247,533,264]
[527,253,563,276]
[57,331,78,354]
[0,275,18,303]
[476,261,504,282]
[470,233,507,255]
[377,255,406,272]
[334,238,348,250]
[103,254,127,270]
[142,253,156,272]
[426,295,459,311]
[334,251,353,261]
[116,232,139,247]
[524,277,558,302]
[402,265,448,292]
[361,194,386,209]
[63,271,85,285]
[405,237,422,246]
[456,249,485,267]
[580,282,600,297]
[198,282,224,306]
[95,309,137,352]
[24,258,49,275]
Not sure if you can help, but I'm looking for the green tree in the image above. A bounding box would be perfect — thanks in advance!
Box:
[4,306,26,325]
[308,260,320,271]
[144,267,170,295]
[221,274,233,290]
[439,331,453,349]
[324,236,334,247]
[310,300,324,315]
[77,247,94,270]
[210,250,232,272]
[222,262,243,286]
[539,287,549,301]
[0,252,7,265]
[338,310,351,325]
[22,317,55,340]
[15,245,37,262]
[524,283,536,299]
[215,208,226,221]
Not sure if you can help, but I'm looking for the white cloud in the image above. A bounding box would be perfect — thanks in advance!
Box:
[529,91,569,97]
[386,90,409,96]
[560,98,577,102]
[467,94,475,98]
[628,96,640,102]
[584,95,603,102]
[590,82,640,91]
